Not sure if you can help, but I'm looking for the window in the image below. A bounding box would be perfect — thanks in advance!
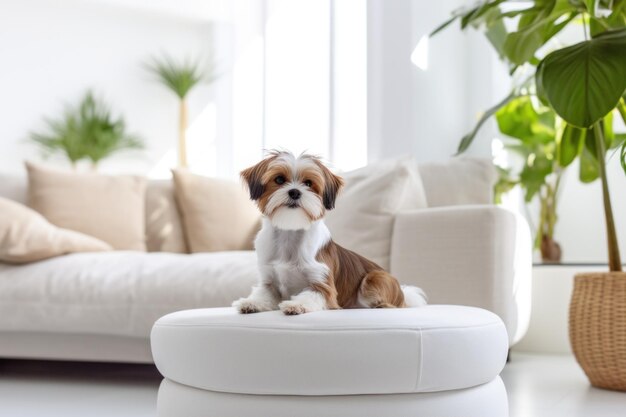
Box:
[181,0,367,179]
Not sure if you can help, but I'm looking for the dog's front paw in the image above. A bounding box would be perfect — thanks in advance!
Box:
[232,298,261,314]
[279,301,308,315]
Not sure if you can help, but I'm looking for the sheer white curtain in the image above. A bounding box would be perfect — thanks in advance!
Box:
[186,0,367,178]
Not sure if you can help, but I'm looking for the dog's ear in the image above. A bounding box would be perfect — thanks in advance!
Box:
[240,163,265,201]
[314,160,344,210]
[240,155,277,200]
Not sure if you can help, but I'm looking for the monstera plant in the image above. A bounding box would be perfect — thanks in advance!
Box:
[435,0,626,390]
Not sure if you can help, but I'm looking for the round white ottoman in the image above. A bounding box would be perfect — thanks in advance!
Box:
[151,305,509,417]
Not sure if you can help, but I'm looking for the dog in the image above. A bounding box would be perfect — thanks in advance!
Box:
[232,150,427,315]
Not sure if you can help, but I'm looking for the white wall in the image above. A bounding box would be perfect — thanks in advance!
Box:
[556,159,626,264]
[367,0,509,163]
[0,0,215,176]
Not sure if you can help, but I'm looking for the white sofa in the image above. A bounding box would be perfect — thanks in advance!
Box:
[0,159,532,363]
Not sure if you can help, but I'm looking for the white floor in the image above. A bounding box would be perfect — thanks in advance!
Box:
[501,353,626,417]
[1,353,625,417]
[0,360,160,417]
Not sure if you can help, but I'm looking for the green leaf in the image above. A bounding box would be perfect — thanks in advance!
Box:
[613,133,626,149]
[484,11,508,57]
[29,91,143,165]
[431,0,506,37]
[461,0,506,29]
[586,0,597,16]
[536,28,626,128]
[590,16,610,36]
[606,1,626,27]
[583,113,614,158]
[145,54,217,99]
[603,111,615,148]
[457,91,517,154]
[579,144,600,182]
[503,21,547,65]
[621,139,626,174]
[502,0,578,65]
[503,14,578,65]
[558,124,585,167]
[430,15,458,37]
[502,1,553,65]
[494,167,519,204]
[520,153,553,201]
[496,96,556,145]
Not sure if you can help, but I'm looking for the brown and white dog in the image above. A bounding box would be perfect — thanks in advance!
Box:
[233,151,427,315]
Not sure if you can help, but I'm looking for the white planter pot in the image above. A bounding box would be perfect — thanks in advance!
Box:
[513,264,607,355]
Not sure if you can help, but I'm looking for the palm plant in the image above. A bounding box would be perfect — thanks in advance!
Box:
[30,91,143,169]
[145,54,218,168]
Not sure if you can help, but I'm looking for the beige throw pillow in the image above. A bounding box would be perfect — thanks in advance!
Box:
[26,162,147,251]
[0,197,112,264]
[145,180,189,253]
[172,169,261,252]
[325,157,428,271]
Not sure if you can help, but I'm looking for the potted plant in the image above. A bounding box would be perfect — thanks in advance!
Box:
[30,91,143,169]
[435,0,626,390]
[494,96,565,262]
[145,54,218,168]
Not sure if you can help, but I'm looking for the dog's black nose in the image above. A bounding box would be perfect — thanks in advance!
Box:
[288,189,301,200]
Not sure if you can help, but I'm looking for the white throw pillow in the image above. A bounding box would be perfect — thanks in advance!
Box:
[325,157,428,270]
[418,157,496,207]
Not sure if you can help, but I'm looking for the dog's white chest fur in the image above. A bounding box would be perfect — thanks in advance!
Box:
[255,217,331,300]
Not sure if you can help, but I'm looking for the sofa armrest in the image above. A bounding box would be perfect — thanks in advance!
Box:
[390,205,532,345]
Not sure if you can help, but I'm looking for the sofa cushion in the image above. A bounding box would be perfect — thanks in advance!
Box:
[0,197,112,263]
[151,306,508,395]
[172,169,260,253]
[0,251,258,337]
[146,181,188,253]
[25,162,147,251]
[417,157,496,207]
[325,157,428,270]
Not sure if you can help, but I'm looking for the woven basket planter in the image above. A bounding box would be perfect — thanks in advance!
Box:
[569,272,626,391]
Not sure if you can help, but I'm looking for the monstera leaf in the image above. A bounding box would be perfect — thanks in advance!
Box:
[557,124,585,167]
[496,96,555,145]
[536,28,626,128]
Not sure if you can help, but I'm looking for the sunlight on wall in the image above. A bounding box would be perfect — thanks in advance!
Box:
[187,102,218,176]
[148,103,217,178]
[331,0,367,171]
[232,35,265,174]
[491,137,507,169]
[151,0,368,178]
[264,0,330,157]
[410,35,429,71]
[149,149,177,179]
[492,137,527,234]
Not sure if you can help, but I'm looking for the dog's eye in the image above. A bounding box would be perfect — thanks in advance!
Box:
[303,180,313,187]
[275,175,286,185]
